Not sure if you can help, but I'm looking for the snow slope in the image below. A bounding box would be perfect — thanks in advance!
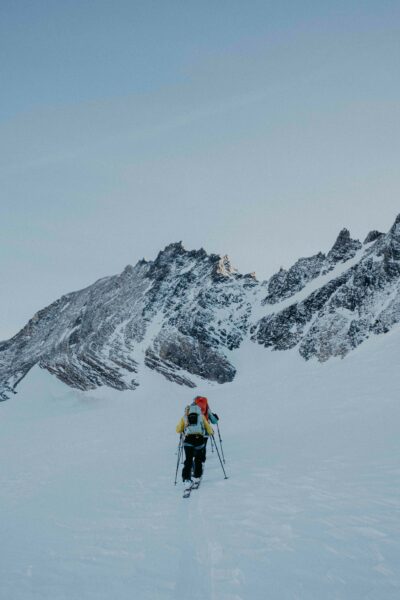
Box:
[1,329,400,599]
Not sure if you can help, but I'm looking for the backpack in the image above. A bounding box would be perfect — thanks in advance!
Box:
[184,404,205,436]
[195,395,218,423]
[194,396,209,418]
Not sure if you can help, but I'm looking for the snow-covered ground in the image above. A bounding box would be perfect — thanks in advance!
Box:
[1,329,400,599]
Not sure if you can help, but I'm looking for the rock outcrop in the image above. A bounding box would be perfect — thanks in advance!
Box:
[253,215,400,361]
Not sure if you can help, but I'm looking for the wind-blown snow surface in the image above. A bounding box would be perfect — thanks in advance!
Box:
[1,331,400,600]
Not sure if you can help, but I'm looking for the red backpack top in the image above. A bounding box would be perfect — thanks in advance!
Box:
[194,396,209,419]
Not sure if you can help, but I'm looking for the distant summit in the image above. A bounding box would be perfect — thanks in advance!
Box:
[2,215,400,399]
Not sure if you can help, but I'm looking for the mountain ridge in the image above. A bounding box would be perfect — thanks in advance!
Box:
[1,215,399,399]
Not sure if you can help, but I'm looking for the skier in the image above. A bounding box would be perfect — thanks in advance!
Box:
[194,396,219,463]
[176,402,214,492]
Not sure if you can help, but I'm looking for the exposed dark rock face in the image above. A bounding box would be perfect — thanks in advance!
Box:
[263,229,362,306]
[324,228,362,269]
[263,253,326,304]
[253,214,400,361]
[1,215,400,399]
[255,273,349,352]
[145,329,236,386]
[364,230,384,244]
[0,242,253,398]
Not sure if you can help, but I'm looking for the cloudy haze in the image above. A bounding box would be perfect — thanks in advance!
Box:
[1,0,399,339]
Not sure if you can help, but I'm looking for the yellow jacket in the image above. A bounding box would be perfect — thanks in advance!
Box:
[176,415,214,436]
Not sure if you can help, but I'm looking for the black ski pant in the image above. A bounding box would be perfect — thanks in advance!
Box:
[182,435,205,481]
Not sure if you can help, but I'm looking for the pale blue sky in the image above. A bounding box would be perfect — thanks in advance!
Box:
[1,1,399,338]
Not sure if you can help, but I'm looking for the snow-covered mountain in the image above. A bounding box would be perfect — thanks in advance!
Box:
[1,214,400,399]
[2,218,400,599]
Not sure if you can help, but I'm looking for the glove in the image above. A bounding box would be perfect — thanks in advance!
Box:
[213,413,219,421]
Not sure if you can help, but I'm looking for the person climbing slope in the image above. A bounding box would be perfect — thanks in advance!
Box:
[176,402,214,491]
[194,395,219,463]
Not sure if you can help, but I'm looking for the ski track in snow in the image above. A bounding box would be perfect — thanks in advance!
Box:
[1,330,400,599]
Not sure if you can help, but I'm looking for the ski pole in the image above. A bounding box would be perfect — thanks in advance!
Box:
[216,423,225,463]
[210,435,214,453]
[174,435,183,485]
[211,434,228,479]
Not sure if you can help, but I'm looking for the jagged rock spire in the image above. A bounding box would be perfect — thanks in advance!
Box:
[327,228,362,264]
[389,213,400,235]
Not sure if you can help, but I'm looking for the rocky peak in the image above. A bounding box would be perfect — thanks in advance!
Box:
[146,242,194,282]
[389,213,400,237]
[212,254,237,279]
[149,242,214,276]
[326,228,362,265]
[154,241,186,263]
[376,214,400,272]
[363,230,384,244]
